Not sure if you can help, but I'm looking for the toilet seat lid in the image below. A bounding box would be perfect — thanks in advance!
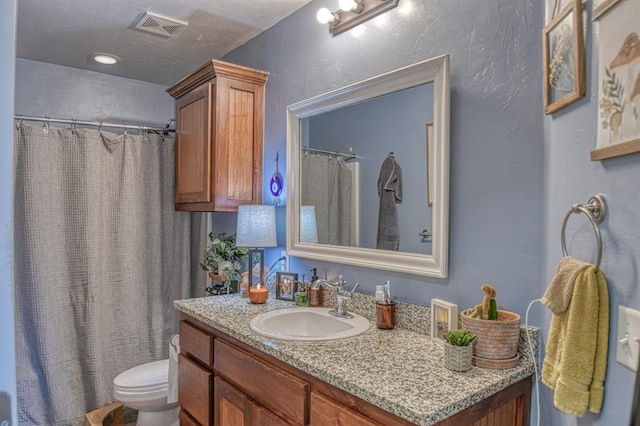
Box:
[114,359,168,392]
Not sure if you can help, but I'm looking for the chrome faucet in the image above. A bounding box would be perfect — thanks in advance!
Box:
[312,275,360,318]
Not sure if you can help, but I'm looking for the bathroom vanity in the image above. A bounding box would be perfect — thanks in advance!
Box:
[174,295,535,425]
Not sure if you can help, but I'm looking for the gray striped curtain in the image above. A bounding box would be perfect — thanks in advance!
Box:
[14,124,192,425]
[300,154,351,246]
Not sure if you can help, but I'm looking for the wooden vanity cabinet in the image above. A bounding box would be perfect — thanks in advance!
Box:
[167,60,268,212]
[178,313,531,426]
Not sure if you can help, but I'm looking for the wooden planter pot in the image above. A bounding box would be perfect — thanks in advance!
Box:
[460,310,521,369]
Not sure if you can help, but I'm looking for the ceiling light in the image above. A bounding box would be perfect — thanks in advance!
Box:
[93,53,120,65]
[339,0,363,13]
[317,0,399,36]
[316,8,339,24]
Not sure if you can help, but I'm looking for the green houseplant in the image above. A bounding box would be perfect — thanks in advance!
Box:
[200,232,248,292]
[442,329,476,372]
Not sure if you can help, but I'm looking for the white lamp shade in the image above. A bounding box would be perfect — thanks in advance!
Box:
[300,205,318,244]
[235,205,277,248]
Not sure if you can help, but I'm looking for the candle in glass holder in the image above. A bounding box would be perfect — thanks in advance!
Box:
[249,283,268,304]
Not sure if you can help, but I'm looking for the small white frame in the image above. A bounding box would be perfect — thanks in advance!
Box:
[431,299,458,342]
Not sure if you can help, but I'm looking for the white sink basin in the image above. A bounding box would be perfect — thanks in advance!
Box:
[249,307,370,341]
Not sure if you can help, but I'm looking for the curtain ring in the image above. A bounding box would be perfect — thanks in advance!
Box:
[16,118,23,131]
[98,121,103,133]
[43,118,50,134]
[123,124,127,136]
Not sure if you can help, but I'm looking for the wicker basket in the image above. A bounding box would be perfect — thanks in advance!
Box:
[444,343,473,372]
[460,310,521,361]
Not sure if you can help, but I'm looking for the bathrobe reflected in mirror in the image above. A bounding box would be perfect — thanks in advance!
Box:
[377,154,402,250]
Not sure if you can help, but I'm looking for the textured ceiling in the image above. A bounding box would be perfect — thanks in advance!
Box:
[17,0,313,86]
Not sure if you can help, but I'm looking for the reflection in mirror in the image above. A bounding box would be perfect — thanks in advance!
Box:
[286,54,449,277]
[300,82,433,255]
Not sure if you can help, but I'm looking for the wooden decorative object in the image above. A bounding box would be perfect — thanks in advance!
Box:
[84,402,123,426]
[592,0,621,21]
[542,0,585,115]
[460,310,521,364]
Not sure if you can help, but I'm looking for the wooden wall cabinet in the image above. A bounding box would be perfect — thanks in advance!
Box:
[178,313,531,426]
[167,60,268,212]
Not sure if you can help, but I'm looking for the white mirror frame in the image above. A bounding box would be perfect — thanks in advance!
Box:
[286,54,450,277]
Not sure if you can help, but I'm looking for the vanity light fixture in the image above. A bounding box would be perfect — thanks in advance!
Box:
[92,53,120,65]
[317,0,399,36]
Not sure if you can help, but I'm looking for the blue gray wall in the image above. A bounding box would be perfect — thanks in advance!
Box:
[542,1,640,424]
[0,0,16,422]
[15,59,173,126]
[224,0,544,323]
[224,0,640,424]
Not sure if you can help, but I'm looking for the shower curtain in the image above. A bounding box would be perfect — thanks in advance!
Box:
[301,154,351,246]
[13,124,192,425]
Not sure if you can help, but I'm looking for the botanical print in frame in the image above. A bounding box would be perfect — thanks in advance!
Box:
[592,0,640,160]
[592,0,622,21]
[426,123,433,206]
[543,0,586,115]
[276,272,297,301]
[547,0,573,23]
[430,299,458,342]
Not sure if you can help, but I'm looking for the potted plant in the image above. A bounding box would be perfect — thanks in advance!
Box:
[442,329,476,372]
[200,232,248,293]
[460,284,521,367]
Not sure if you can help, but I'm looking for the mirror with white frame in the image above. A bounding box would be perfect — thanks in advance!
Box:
[286,54,450,277]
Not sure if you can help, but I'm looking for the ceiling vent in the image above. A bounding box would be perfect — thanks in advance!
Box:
[132,12,187,38]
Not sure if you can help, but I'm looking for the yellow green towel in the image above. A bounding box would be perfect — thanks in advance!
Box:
[541,265,609,417]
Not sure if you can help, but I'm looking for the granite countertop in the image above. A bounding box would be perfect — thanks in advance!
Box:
[174,293,538,426]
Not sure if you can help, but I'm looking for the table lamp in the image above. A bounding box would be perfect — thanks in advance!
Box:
[235,205,277,295]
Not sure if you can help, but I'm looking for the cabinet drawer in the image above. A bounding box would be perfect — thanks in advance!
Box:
[179,354,213,426]
[180,320,214,366]
[179,408,201,426]
[310,392,382,426]
[214,339,308,424]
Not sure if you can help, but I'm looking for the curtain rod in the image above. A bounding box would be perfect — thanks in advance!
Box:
[301,146,358,160]
[14,115,175,133]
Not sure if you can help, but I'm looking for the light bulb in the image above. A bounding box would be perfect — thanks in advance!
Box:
[339,0,356,11]
[339,0,363,13]
[316,8,335,24]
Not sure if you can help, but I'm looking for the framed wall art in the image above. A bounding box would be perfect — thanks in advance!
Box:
[591,0,640,160]
[543,0,586,115]
[592,0,622,21]
[276,272,297,301]
[430,299,458,342]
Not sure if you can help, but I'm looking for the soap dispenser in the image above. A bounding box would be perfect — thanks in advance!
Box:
[308,268,323,307]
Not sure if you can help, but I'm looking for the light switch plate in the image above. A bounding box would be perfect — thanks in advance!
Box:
[616,305,640,371]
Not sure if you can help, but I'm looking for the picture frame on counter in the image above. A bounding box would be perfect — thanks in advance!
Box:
[542,0,586,115]
[431,299,458,342]
[276,272,297,301]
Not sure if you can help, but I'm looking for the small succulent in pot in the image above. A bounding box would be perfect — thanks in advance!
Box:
[442,329,477,346]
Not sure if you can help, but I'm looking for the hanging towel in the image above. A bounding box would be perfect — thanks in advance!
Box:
[167,334,180,404]
[541,262,609,417]
[376,155,402,250]
[541,256,591,315]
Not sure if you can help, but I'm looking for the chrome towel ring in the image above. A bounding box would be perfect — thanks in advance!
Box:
[561,194,606,270]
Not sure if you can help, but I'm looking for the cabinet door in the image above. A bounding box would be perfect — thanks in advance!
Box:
[179,354,213,426]
[175,83,213,204]
[310,392,382,426]
[214,77,263,210]
[214,377,288,426]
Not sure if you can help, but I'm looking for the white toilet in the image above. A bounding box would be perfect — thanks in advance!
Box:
[113,336,180,426]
